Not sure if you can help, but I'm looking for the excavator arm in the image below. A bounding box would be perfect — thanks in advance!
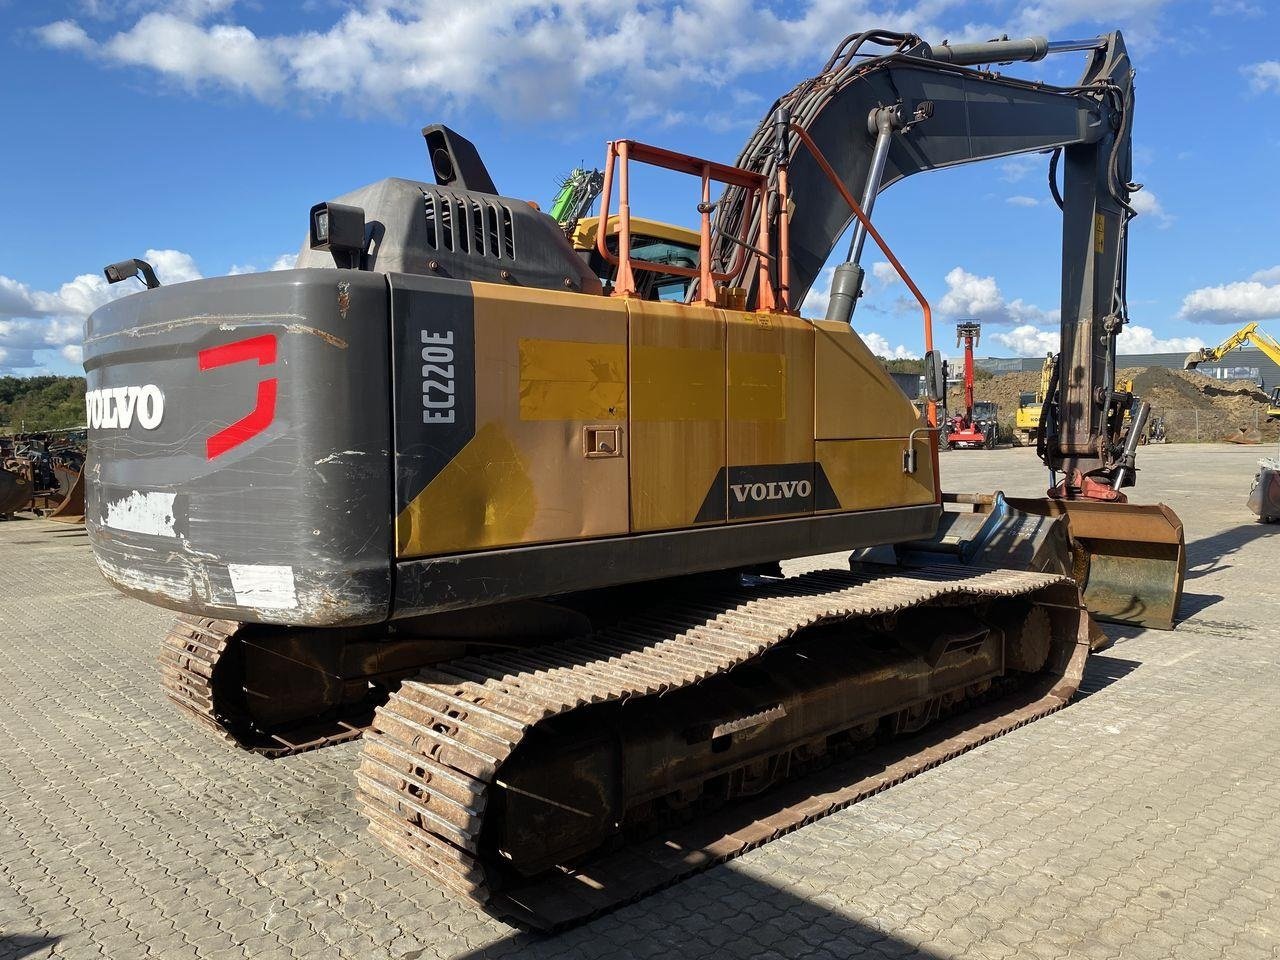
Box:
[713,31,1138,487]
[1185,322,1280,370]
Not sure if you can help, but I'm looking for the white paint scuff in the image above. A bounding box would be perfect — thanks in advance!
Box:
[105,490,178,538]
[227,563,298,610]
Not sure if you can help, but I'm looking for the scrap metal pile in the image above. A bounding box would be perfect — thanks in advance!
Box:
[0,431,86,521]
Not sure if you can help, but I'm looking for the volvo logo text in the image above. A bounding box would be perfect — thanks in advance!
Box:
[86,385,165,430]
[730,480,813,503]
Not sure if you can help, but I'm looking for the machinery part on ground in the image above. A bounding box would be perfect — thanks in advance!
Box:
[1000,497,1183,630]
[1249,460,1280,523]
[0,465,32,518]
[46,466,85,523]
[0,430,86,520]
[896,491,1183,631]
[357,564,1087,928]
[1223,426,1264,445]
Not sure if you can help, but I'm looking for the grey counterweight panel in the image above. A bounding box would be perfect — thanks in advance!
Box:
[84,269,395,626]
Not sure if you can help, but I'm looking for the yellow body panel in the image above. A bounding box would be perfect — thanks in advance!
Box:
[812,320,922,440]
[724,312,815,522]
[1015,405,1043,430]
[396,285,631,556]
[817,438,936,511]
[628,299,726,532]
[517,338,627,421]
[395,283,937,559]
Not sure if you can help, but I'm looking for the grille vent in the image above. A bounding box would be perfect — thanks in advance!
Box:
[423,189,516,259]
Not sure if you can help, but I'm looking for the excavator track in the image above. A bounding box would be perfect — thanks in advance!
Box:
[158,616,371,757]
[357,563,1089,929]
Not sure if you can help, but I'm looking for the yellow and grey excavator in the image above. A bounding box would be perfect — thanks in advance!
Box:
[84,29,1185,927]
[1185,321,1280,417]
[1015,354,1056,446]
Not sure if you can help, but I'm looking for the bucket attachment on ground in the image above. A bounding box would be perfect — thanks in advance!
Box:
[1249,460,1280,523]
[0,466,32,518]
[999,497,1185,631]
[899,493,1185,631]
[47,468,85,524]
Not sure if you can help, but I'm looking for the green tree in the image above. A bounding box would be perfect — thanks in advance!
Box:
[0,376,87,432]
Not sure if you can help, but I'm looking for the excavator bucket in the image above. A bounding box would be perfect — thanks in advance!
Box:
[909,494,1186,631]
[1001,497,1186,631]
[0,466,32,517]
[47,468,85,524]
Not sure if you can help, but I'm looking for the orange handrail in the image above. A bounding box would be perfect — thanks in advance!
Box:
[787,123,933,357]
[788,122,941,502]
[787,123,938,439]
[595,139,778,309]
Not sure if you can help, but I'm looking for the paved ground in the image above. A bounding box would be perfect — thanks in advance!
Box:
[2,443,1278,960]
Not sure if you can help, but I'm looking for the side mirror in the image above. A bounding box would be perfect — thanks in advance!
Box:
[925,350,946,402]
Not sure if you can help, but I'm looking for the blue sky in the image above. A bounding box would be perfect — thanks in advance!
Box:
[3,0,1280,374]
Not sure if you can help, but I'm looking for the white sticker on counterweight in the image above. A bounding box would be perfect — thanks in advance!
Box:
[227,563,298,610]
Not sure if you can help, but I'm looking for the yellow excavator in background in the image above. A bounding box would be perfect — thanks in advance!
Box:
[1014,354,1055,446]
[1185,321,1280,417]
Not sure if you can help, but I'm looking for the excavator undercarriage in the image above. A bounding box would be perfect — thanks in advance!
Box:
[161,563,1088,928]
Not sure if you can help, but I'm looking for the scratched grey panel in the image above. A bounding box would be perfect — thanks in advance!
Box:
[83,269,394,626]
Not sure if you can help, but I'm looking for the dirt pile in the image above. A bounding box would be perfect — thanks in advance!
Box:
[951,366,1278,443]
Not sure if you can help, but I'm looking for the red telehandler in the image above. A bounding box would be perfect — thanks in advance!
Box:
[946,321,1001,449]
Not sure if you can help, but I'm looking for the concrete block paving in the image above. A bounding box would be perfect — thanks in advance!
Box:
[1,444,1277,959]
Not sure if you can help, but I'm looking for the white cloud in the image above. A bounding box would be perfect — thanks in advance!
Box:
[989,321,1202,358]
[801,265,835,317]
[871,261,899,286]
[103,13,284,97]
[1178,275,1280,325]
[1115,324,1203,353]
[38,1,1180,119]
[1250,265,1280,283]
[1129,188,1172,227]
[1212,0,1263,13]
[1006,195,1043,208]
[860,331,919,360]
[1008,0,1172,36]
[0,249,206,374]
[1244,61,1280,94]
[37,20,93,52]
[991,324,1059,357]
[938,267,1055,326]
[998,156,1040,183]
[228,252,297,276]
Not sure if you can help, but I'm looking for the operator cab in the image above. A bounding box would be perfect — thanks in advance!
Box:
[570,216,700,301]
